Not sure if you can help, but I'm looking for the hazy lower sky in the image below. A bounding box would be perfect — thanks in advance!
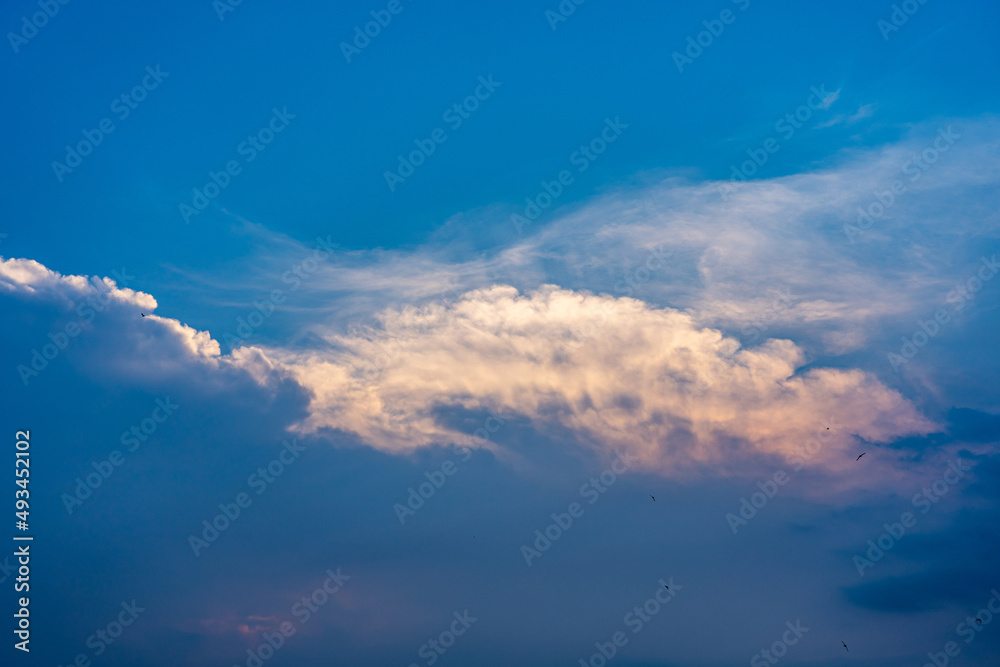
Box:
[2,1,999,665]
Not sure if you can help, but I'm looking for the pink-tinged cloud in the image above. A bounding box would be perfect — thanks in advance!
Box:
[0,253,939,478]
[256,285,938,476]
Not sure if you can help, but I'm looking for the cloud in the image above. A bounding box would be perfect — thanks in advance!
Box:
[204,119,1000,368]
[818,87,841,110]
[848,102,878,123]
[816,115,845,129]
[0,254,937,481]
[0,256,304,403]
[0,257,219,368]
[815,102,878,128]
[256,284,936,477]
[5,119,999,484]
[0,257,152,308]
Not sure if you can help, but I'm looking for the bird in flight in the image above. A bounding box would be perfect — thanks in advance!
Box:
[977,618,982,623]
[856,452,866,461]
[650,495,655,502]
[141,313,146,317]
[842,641,849,652]
[663,584,669,589]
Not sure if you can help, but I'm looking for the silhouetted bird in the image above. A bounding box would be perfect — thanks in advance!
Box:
[650,495,655,502]
[663,585,669,590]
[842,641,849,652]
[977,618,982,623]
[857,453,866,461]
[141,313,146,317]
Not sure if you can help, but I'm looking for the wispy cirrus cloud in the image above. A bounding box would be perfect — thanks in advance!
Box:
[3,118,998,488]
[816,102,879,128]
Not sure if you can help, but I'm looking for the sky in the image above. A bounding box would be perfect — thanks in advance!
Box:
[2,0,1000,665]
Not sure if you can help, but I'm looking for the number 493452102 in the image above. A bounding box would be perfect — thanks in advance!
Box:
[15,430,30,530]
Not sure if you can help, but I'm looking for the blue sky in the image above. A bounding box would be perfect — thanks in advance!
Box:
[2,1,1000,665]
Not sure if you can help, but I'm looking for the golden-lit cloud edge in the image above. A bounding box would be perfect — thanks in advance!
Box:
[10,118,1000,480]
[255,284,938,477]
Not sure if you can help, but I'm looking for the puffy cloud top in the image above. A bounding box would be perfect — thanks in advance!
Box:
[259,285,936,476]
